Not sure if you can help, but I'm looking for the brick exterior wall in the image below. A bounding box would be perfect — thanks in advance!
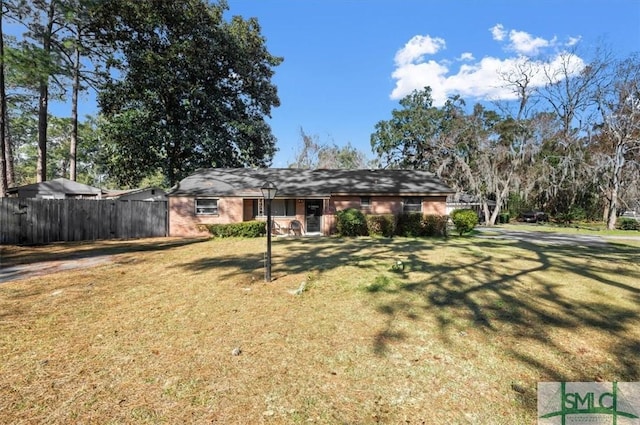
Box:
[169,195,448,237]
[423,196,447,215]
[169,196,244,237]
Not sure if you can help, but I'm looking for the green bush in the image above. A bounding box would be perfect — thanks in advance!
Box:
[396,213,424,237]
[365,214,396,237]
[558,206,586,224]
[498,213,510,224]
[451,209,479,236]
[617,217,640,231]
[568,206,587,222]
[395,213,448,237]
[336,208,368,236]
[201,221,266,238]
[423,214,448,237]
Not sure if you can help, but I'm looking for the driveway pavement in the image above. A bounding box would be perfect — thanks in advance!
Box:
[477,226,640,246]
[0,255,114,284]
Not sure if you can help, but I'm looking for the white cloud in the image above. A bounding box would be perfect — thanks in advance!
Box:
[389,28,586,107]
[394,35,446,66]
[566,36,582,46]
[390,60,450,103]
[507,29,552,55]
[490,24,506,41]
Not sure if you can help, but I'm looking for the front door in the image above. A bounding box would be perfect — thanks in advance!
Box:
[305,200,323,233]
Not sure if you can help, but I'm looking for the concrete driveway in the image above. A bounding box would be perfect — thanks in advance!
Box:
[0,255,114,284]
[477,226,640,246]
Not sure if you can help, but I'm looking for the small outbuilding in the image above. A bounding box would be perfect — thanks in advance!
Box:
[7,178,103,199]
[103,187,167,202]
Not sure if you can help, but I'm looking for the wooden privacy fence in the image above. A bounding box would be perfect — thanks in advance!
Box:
[0,198,168,245]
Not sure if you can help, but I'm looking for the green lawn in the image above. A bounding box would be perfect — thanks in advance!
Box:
[1,234,639,424]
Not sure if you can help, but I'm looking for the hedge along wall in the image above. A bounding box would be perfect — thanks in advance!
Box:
[335,208,448,238]
[328,195,448,234]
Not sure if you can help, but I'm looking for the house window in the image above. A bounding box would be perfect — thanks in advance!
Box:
[255,199,296,217]
[403,197,422,213]
[360,197,371,208]
[195,199,218,215]
[272,199,296,216]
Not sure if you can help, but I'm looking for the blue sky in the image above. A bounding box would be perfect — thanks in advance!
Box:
[225,0,640,167]
[43,1,638,168]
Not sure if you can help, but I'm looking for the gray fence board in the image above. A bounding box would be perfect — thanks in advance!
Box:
[0,198,167,245]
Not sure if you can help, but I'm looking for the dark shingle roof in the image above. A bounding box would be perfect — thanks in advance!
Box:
[7,178,102,196]
[168,168,454,198]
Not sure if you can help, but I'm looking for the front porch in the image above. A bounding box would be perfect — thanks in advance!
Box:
[244,197,332,236]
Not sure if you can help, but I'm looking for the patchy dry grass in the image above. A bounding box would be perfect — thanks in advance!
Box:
[1,235,639,424]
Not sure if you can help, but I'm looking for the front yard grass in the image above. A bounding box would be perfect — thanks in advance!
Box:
[1,235,639,424]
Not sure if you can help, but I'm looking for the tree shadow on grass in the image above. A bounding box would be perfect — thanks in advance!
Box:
[173,235,640,384]
[0,238,212,321]
[370,237,640,410]
[166,235,640,420]
[0,237,209,268]
[175,236,444,282]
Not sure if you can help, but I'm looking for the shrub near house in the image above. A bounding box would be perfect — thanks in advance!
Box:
[451,209,479,236]
[198,221,266,238]
[336,208,368,236]
[336,209,448,238]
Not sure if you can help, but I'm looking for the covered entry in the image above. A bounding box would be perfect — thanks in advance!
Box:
[305,200,323,233]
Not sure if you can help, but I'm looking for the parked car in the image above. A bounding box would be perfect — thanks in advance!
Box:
[620,211,639,221]
[520,211,548,223]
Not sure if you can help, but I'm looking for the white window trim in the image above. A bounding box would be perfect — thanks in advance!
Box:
[403,197,423,213]
[195,198,219,215]
[257,198,265,217]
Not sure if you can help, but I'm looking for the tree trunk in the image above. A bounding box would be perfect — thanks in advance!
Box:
[4,113,14,187]
[489,180,511,225]
[70,33,80,181]
[36,1,56,182]
[482,201,491,226]
[0,1,7,196]
[37,81,48,182]
[606,142,626,230]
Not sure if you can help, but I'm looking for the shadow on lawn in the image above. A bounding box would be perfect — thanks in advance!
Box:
[0,237,208,268]
[175,235,640,386]
[176,236,443,281]
[371,237,640,384]
[168,235,640,421]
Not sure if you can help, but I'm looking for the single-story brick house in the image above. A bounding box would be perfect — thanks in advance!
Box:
[168,168,455,237]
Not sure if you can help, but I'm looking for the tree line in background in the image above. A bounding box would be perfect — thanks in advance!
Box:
[0,0,281,194]
[371,50,640,229]
[0,1,637,231]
